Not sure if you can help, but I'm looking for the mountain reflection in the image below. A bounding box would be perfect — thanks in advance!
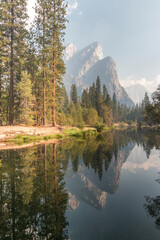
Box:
[0,129,159,238]
[61,131,136,210]
[61,129,160,210]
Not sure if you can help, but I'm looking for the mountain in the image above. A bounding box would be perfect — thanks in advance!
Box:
[64,42,77,61]
[64,42,135,107]
[125,84,151,104]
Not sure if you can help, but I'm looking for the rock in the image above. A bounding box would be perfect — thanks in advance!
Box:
[64,42,77,61]
[64,42,135,107]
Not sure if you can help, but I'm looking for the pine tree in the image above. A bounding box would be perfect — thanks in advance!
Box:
[1,0,28,125]
[81,89,91,108]
[142,92,150,109]
[95,76,103,116]
[16,71,34,125]
[70,84,78,105]
[25,30,39,124]
[49,0,67,126]
[89,82,96,108]
[33,0,67,126]
[34,0,49,125]
[145,85,160,125]
[0,1,10,125]
[76,103,85,128]
[103,84,112,106]
[112,93,118,122]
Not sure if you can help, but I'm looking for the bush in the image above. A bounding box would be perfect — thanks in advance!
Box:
[78,122,85,129]
[95,124,105,133]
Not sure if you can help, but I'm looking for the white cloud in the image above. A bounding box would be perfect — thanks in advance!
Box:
[67,0,78,15]
[120,75,160,93]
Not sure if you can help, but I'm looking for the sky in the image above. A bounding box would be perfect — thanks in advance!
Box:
[27,0,160,92]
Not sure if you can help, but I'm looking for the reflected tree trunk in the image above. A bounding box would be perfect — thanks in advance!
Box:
[44,144,47,184]
[10,151,16,239]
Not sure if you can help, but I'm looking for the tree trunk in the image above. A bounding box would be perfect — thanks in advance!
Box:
[0,73,2,125]
[52,1,56,127]
[43,8,46,125]
[9,1,14,125]
[52,61,56,126]
[44,144,47,184]
[10,151,16,239]
[53,143,57,195]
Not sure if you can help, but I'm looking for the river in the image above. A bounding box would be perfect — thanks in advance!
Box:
[0,129,160,239]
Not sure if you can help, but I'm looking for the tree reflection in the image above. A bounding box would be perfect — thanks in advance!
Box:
[0,128,160,236]
[144,173,160,231]
[0,144,68,239]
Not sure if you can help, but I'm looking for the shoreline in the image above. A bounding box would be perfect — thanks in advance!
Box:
[0,124,159,150]
[0,125,96,150]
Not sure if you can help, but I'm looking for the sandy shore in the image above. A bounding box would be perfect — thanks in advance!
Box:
[0,125,64,139]
[0,125,65,150]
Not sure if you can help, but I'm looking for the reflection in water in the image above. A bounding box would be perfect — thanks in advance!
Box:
[62,132,135,210]
[0,144,68,239]
[144,173,160,231]
[0,129,159,239]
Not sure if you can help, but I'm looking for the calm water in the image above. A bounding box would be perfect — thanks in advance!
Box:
[0,129,160,240]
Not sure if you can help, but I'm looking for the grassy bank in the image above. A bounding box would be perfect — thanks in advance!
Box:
[1,123,138,146]
[5,128,99,145]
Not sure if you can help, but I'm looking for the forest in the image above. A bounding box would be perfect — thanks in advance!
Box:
[0,0,159,128]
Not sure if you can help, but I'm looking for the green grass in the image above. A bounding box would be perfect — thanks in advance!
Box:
[44,134,64,141]
[63,128,79,136]
[6,134,43,144]
[5,127,101,145]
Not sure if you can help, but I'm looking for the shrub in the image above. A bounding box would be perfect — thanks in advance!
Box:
[95,124,105,133]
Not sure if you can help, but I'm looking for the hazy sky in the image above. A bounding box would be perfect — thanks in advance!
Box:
[27,0,160,92]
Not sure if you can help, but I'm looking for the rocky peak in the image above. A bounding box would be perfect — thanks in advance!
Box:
[66,42,104,79]
[64,42,77,61]
[63,41,135,107]
[84,42,104,60]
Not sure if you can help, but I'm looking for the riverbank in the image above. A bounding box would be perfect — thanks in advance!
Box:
[0,125,97,149]
[1,123,158,150]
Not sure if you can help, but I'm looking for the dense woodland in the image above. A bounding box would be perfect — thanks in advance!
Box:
[0,0,159,127]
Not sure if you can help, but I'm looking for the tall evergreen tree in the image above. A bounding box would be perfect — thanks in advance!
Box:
[34,0,49,125]
[33,0,67,126]
[142,92,150,109]
[0,1,10,125]
[103,84,112,106]
[1,0,28,125]
[145,85,160,125]
[16,71,34,124]
[81,89,91,108]
[89,82,96,108]
[112,93,118,122]
[95,76,103,116]
[70,84,78,105]
[49,0,67,126]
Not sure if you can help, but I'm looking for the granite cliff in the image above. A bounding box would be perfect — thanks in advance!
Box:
[64,42,135,107]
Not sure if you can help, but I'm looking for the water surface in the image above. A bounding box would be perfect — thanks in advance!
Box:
[0,129,160,239]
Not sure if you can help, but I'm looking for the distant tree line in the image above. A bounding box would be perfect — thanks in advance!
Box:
[56,76,157,128]
[144,85,160,125]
